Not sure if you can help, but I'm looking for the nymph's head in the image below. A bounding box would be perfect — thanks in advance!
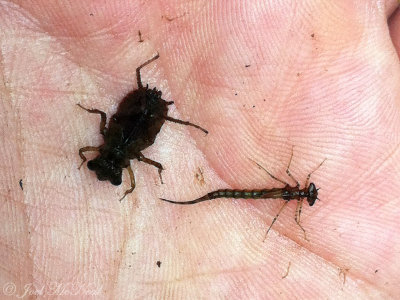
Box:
[87,157,122,186]
[306,183,319,206]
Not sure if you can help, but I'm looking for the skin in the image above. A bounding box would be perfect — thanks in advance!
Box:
[1,0,400,298]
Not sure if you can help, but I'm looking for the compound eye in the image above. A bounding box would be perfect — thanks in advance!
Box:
[87,160,97,170]
[110,175,122,186]
[308,183,316,194]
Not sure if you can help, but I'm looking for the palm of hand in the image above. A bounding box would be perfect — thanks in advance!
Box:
[1,1,400,298]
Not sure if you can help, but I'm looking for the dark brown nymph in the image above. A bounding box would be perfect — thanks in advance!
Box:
[78,54,208,201]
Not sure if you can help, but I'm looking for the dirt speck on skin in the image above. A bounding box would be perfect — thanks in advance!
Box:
[282,262,291,279]
[162,12,187,22]
[19,179,23,191]
[138,30,143,43]
[338,267,350,285]
[195,167,205,185]
[156,261,161,268]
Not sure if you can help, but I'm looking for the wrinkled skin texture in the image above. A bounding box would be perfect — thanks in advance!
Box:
[1,0,400,298]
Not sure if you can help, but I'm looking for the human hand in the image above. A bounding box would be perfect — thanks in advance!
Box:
[1,1,399,298]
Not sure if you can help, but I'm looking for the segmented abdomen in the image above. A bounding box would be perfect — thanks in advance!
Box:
[160,188,284,205]
[206,189,278,200]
